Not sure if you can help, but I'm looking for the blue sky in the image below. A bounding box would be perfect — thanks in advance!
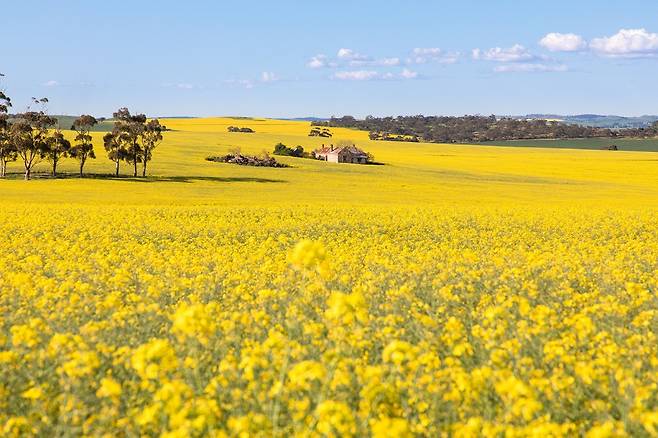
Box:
[2,0,658,118]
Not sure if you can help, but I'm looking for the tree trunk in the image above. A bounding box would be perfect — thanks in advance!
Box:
[79,161,84,177]
[52,160,57,177]
[24,166,30,181]
[1,160,5,177]
[115,160,120,177]
[142,160,147,177]
[133,155,137,177]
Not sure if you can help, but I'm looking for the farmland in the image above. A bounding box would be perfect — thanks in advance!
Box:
[482,137,658,152]
[1,118,657,436]
[2,117,658,206]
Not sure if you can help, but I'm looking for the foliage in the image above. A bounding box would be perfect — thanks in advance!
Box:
[70,115,98,177]
[141,119,166,177]
[369,131,419,142]
[0,88,15,177]
[227,126,255,133]
[316,115,658,144]
[103,131,126,177]
[309,127,332,137]
[10,107,57,180]
[206,152,290,167]
[44,130,71,176]
[272,142,305,157]
[113,108,146,177]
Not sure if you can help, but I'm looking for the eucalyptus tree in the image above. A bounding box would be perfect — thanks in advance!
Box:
[45,129,71,176]
[12,106,56,180]
[113,108,146,177]
[140,119,165,177]
[70,115,98,177]
[0,84,15,177]
[103,130,126,176]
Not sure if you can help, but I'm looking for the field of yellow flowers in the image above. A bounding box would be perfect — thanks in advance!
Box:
[1,119,657,436]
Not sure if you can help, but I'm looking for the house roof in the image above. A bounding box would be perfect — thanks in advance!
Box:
[315,145,368,156]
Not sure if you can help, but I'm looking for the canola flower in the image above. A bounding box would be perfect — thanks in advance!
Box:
[0,204,656,436]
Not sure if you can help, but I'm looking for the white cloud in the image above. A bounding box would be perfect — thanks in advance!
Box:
[309,47,460,70]
[494,63,568,73]
[413,47,442,57]
[332,70,380,81]
[310,50,401,68]
[539,33,587,52]
[410,47,439,64]
[337,48,368,61]
[307,54,332,69]
[408,48,459,64]
[261,72,278,82]
[225,79,254,89]
[43,80,59,87]
[351,56,402,67]
[590,28,658,57]
[337,48,353,58]
[338,48,400,67]
[161,82,197,89]
[379,57,401,66]
[472,44,536,62]
[332,69,419,81]
[400,68,418,79]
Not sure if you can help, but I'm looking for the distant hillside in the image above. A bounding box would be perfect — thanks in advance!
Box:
[284,117,329,122]
[46,115,114,132]
[315,114,646,144]
[152,116,197,120]
[10,115,179,132]
[7,115,115,132]
[520,114,658,129]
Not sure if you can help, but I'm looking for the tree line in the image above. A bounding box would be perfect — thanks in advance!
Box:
[314,115,658,144]
[0,82,165,180]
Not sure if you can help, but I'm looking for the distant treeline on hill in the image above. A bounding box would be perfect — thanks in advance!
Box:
[522,114,658,129]
[5,115,114,132]
[313,115,658,143]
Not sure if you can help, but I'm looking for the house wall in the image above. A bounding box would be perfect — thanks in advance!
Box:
[316,150,367,164]
[340,152,352,163]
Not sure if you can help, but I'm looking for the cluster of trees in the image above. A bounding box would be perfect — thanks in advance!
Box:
[369,132,420,142]
[0,82,165,180]
[104,108,166,177]
[309,127,332,137]
[0,96,100,179]
[227,126,255,133]
[314,115,658,144]
[272,142,305,157]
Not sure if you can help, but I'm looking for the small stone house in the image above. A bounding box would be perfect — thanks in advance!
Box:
[313,144,369,164]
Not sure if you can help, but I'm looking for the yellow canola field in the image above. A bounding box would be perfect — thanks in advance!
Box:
[0,117,657,207]
[0,118,657,436]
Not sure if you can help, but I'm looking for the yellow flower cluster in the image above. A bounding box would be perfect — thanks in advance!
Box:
[0,204,657,436]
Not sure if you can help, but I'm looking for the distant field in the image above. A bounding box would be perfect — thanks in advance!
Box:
[482,137,658,151]
[8,115,116,132]
[51,115,116,132]
[3,117,658,205]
